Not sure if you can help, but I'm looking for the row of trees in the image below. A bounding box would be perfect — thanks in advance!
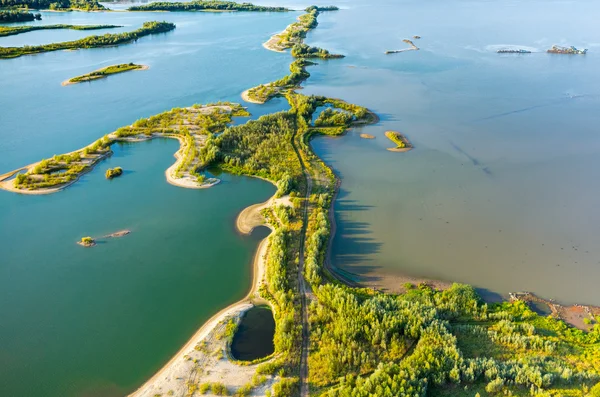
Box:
[0,10,40,22]
[0,23,119,38]
[0,0,104,10]
[0,21,175,59]
[128,0,288,12]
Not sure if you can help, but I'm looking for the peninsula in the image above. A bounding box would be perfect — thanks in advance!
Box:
[244,7,343,104]
[0,24,121,38]
[128,7,600,397]
[0,103,248,194]
[0,21,175,59]
[62,63,148,85]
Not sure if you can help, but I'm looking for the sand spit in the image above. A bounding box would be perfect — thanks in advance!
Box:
[130,188,293,397]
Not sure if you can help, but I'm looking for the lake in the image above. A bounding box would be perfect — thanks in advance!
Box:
[1,0,599,395]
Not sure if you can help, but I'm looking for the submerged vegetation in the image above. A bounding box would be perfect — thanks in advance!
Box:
[128,0,288,12]
[0,10,40,22]
[0,23,120,38]
[65,63,145,85]
[0,0,105,10]
[0,21,174,59]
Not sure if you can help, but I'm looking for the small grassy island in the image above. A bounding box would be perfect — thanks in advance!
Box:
[105,167,123,179]
[63,63,147,85]
[128,0,288,12]
[0,0,106,11]
[0,10,41,22]
[0,21,175,59]
[385,130,413,152]
[77,236,95,247]
[0,24,121,38]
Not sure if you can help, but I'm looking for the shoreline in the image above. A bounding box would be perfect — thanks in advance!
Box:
[129,177,284,396]
[241,88,266,104]
[62,64,149,86]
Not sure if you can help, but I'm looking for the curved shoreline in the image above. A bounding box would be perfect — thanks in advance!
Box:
[241,88,266,104]
[129,183,278,396]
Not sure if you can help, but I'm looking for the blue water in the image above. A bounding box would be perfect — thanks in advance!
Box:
[1,0,600,395]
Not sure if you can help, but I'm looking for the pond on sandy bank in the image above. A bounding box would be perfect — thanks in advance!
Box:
[231,306,275,361]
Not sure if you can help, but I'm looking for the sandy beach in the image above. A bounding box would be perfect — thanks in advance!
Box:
[129,184,291,397]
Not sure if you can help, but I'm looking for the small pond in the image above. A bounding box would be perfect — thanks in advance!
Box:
[230,305,275,361]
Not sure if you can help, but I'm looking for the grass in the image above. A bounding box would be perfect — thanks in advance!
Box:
[67,63,145,84]
[0,24,121,38]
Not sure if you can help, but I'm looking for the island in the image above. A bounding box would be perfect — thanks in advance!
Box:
[105,167,123,179]
[0,0,105,11]
[128,0,288,12]
[0,10,41,22]
[0,21,175,59]
[4,5,600,397]
[385,130,413,151]
[63,63,147,86]
[0,24,121,38]
[360,133,375,139]
[385,38,419,54]
[77,236,95,247]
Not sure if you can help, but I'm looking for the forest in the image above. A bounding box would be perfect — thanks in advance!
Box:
[0,10,40,22]
[0,21,175,59]
[0,0,104,10]
[128,0,288,12]
[0,23,120,37]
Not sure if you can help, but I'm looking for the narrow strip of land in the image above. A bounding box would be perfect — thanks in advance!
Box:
[0,24,121,38]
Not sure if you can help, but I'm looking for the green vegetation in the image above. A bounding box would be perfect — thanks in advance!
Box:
[291,43,344,59]
[66,63,144,84]
[0,0,105,10]
[384,130,411,150]
[128,0,288,12]
[246,7,342,103]
[0,24,120,38]
[79,236,95,246]
[0,21,175,59]
[105,167,122,179]
[8,103,248,192]
[0,10,40,22]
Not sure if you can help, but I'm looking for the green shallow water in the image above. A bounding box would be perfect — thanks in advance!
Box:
[0,140,275,396]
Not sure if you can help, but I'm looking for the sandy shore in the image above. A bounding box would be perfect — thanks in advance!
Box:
[241,88,266,104]
[130,181,292,396]
[62,64,149,86]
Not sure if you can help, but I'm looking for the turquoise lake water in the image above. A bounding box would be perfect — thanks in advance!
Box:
[1,0,599,395]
